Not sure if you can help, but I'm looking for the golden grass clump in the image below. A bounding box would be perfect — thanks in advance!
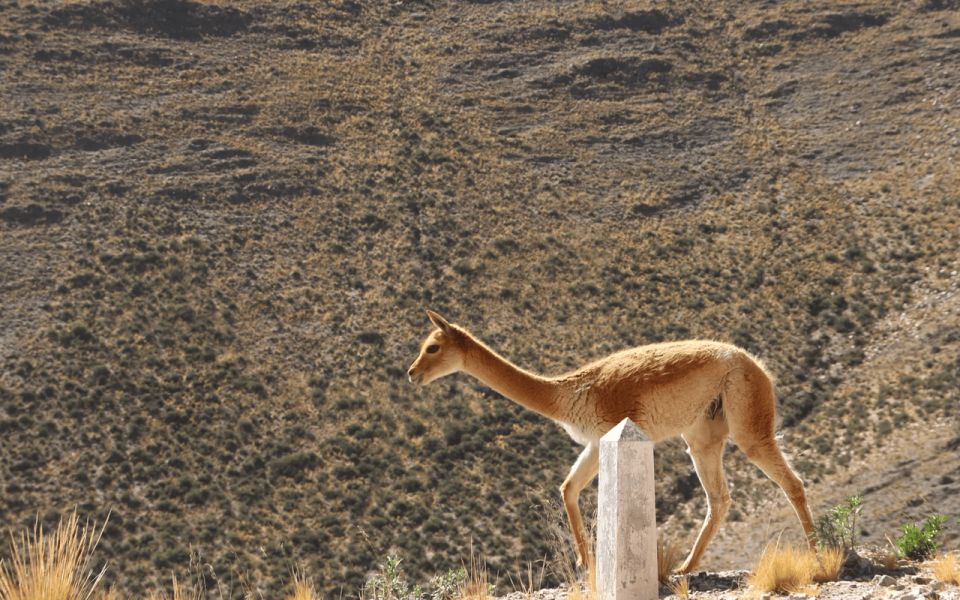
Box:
[506,561,546,599]
[558,553,595,600]
[879,548,900,571]
[144,576,202,600]
[748,544,846,595]
[932,553,960,586]
[747,544,819,596]
[560,537,681,600]
[0,511,107,600]
[658,538,684,584]
[668,576,689,599]
[558,552,596,600]
[812,546,844,583]
[557,536,682,600]
[286,571,321,600]
[564,580,596,600]
[458,548,492,600]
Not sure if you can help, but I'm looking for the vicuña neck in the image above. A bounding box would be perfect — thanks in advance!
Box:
[459,331,561,420]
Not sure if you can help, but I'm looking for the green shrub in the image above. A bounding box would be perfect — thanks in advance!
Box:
[363,556,424,600]
[429,567,466,600]
[814,495,862,552]
[270,451,319,479]
[895,515,948,561]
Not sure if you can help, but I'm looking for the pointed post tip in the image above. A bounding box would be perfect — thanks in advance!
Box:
[601,418,649,443]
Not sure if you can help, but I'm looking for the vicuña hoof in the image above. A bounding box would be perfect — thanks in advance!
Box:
[675,561,697,575]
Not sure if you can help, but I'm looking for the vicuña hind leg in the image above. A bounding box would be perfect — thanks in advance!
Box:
[739,440,816,547]
[725,361,816,548]
[677,416,731,574]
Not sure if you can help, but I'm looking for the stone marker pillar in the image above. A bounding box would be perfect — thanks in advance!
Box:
[597,418,658,600]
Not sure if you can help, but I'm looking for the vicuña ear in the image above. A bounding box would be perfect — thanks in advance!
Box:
[426,309,452,332]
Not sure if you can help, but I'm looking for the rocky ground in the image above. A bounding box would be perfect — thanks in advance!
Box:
[499,563,960,600]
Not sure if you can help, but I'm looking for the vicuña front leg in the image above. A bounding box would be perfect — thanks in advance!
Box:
[560,443,599,568]
[677,419,731,574]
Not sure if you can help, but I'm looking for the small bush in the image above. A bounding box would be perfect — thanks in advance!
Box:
[270,451,320,479]
[63,321,96,345]
[895,515,948,561]
[814,495,862,553]
[428,567,465,600]
[362,556,423,600]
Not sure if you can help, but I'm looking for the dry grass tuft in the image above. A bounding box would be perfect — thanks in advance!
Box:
[559,553,596,600]
[669,576,689,599]
[506,561,546,600]
[564,579,596,600]
[747,544,819,596]
[0,511,107,600]
[879,537,901,570]
[541,498,595,600]
[559,538,681,600]
[932,553,960,586]
[286,571,321,600]
[459,547,492,600]
[812,546,844,583]
[879,551,900,570]
[658,538,684,584]
[144,576,202,600]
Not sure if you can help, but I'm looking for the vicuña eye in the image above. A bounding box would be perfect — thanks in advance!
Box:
[426,344,440,354]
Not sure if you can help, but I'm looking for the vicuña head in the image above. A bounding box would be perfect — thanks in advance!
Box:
[408,309,816,576]
[407,310,468,385]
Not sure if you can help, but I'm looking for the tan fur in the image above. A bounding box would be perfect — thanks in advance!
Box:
[408,311,815,574]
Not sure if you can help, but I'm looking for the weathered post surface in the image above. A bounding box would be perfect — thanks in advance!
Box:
[597,418,658,600]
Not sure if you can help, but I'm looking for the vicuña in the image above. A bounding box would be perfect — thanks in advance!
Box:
[407,310,815,574]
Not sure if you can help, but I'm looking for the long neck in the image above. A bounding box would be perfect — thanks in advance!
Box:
[459,332,561,420]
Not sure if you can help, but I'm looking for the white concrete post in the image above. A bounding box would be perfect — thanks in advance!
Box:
[597,418,658,600]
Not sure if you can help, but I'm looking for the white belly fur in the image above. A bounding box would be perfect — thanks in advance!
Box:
[559,420,596,446]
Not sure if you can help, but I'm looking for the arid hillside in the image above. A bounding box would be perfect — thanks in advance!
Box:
[1,0,958,596]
